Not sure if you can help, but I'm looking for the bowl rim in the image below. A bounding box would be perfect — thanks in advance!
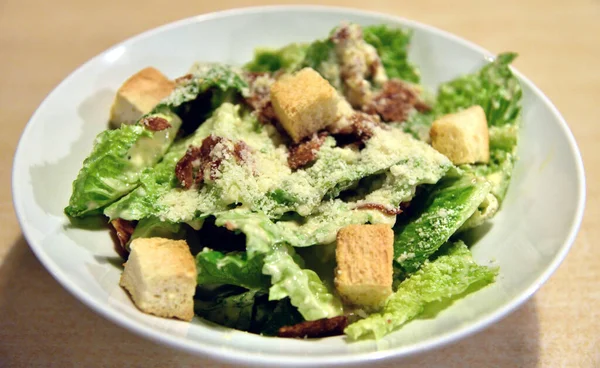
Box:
[12,5,586,367]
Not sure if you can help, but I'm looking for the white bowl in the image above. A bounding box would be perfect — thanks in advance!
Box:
[12,5,585,367]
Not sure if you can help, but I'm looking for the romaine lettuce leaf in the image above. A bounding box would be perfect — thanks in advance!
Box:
[436,52,521,127]
[258,297,304,336]
[262,244,343,321]
[66,66,247,218]
[244,43,308,73]
[465,148,516,202]
[264,126,451,217]
[103,103,248,221]
[194,286,260,331]
[363,25,420,83]
[394,175,491,274]
[196,250,270,290]
[194,286,304,335]
[158,65,248,110]
[127,216,184,250]
[345,241,497,340]
[65,109,181,217]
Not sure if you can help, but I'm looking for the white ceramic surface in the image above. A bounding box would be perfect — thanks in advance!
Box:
[12,6,585,367]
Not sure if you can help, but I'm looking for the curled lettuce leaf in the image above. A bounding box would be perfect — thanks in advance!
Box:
[103,103,246,221]
[65,110,181,217]
[66,66,247,218]
[345,241,497,340]
[363,25,420,83]
[196,250,270,290]
[263,244,343,321]
[394,175,491,274]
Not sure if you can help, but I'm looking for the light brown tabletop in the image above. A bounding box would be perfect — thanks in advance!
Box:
[1,0,598,366]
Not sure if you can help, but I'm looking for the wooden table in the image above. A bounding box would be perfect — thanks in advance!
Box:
[1,0,598,366]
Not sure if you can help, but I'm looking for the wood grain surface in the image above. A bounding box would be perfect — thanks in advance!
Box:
[1,0,598,366]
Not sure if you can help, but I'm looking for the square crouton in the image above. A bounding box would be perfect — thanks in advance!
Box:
[120,237,196,321]
[270,68,338,142]
[109,67,175,128]
[334,224,394,309]
[430,105,490,165]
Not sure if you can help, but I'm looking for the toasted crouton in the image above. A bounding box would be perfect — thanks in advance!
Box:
[120,237,196,321]
[270,68,338,142]
[334,224,394,309]
[109,67,175,128]
[430,105,490,165]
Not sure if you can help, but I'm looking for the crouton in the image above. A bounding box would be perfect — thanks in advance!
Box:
[270,68,338,142]
[334,224,394,309]
[430,105,490,165]
[120,237,196,321]
[109,67,175,128]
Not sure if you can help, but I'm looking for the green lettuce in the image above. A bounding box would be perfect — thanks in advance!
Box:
[436,53,521,127]
[103,103,247,221]
[196,250,270,290]
[394,175,491,274]
[195,286,261,331]
[126,216,184,251]
[258,297,304,336]
[302,39,335,70]
[66,66,247,218]
[194,286,303,335]
[263,244,343,321]
[363,25,420,83]
[244,43,308,73]
[345,241,497,340]
[65,109,181,217]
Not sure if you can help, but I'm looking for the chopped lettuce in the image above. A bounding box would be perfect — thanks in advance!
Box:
[103,103,250,221]
[196,250,270,290]
[66,66,247,218]
[65,109,181,217]
[194,286,303,335]
[258,298,304,336]
[363,25,420,83]
[128,217,184,250]
[159,65,248,110]
[459,193,499,232]
[345,241,498,340]
[394,175,491,274]
[264,126,451,217]
[302,39,335,70]
[436,53,521,127]
[263,244,343,321]
[244,43,308,73]
[195,286,260,331]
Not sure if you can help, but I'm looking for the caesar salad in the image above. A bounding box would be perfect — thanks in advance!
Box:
[65,22,521,340]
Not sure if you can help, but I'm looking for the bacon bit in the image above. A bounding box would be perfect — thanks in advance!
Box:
[174,73,193,84]
[141,116,171,131]
[233,141,252,163]
[278,316,348,338]
[175,135,252,189]
[356,203,403,216]
[364,80,431,122]
[331,25,351,43]
[333,112,382,148]
[175,146,202,189]
[287,132,328,170]
[110,219,136,252]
